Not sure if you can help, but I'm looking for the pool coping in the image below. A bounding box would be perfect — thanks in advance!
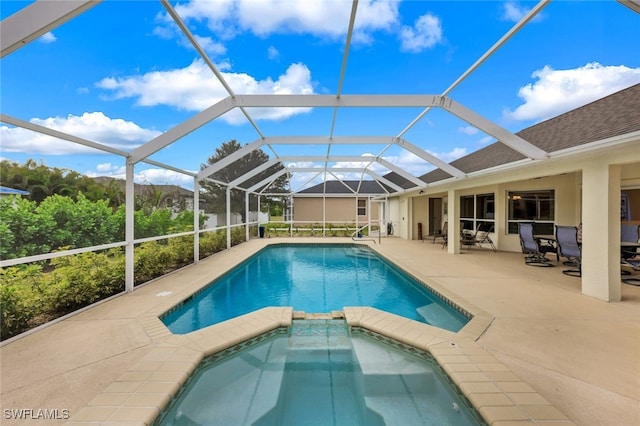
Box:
[64,241,576,426]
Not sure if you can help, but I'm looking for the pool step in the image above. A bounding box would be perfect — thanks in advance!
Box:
[351,336,435,394]
[350,336,442,425]
[344,246,378,259]
[416,303,465,331]
[292,311,345,320]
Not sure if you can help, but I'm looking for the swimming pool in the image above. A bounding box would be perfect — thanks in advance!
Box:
[154,320,485,426]
[161,244,469,334]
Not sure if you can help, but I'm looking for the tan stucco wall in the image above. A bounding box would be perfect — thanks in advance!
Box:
[293,197,380,224]
[326,198,357,222]
[412,196,428,240]
[293,198,323,222]
[397,140,640,254]
[402,176,573,251]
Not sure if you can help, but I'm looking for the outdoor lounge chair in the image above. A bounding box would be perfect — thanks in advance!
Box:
[621,224,640,260]
[555,225,581,277]
[518,222,553,266]
[426,221,447,245]
[621,224,640,285]
[621,257,640,285]
[474,224,497,252]
[460,223,479,251]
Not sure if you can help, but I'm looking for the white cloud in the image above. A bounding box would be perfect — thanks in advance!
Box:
[458,126,478,136]
[136,168,196,187]
[190,34,228,57]
[267,45,280,61]
[38,32,57,44]
[432,147,467,163]
[0,112,161,155]
[84,163,196,188]
[171,0,399,44]
[96,59,315,124]
[399,13,443,53]
[505,62,640,122]
[478,136,494,146]
[501,2,529,22]
[96,162,123,173]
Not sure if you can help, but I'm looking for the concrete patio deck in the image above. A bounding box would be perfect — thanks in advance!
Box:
[1,237,638,425]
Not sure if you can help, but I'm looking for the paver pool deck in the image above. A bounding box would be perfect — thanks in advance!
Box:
[1,237,638,425]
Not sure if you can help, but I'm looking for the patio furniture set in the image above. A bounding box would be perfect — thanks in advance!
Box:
[518,222,640,285]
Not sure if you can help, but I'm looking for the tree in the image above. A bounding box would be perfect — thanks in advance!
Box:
[199,140,289,222]
[0,159,104,204]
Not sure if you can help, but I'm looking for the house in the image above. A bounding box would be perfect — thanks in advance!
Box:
[385,83,640,302]
[292,180,385,230]
[92,177,195,212]
[0,186,30,198]
[289,84,640,301]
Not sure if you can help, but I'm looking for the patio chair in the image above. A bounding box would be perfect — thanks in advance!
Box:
[620,224,640,285]
[474,224,497,252]
[622,258,640,285]
[621,224,640,260]
[518,222,553,266]
[555,225,581,277]
[425,221,447,245]
[460,223,479,251]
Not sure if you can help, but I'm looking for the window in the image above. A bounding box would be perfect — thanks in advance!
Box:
[357,199,367,216]
[507,190,555,234]
[460,193,495,231]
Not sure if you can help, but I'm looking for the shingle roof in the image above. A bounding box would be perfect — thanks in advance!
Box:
[418,83,640,184]
[0,186,30,196]
[297,179,391,195]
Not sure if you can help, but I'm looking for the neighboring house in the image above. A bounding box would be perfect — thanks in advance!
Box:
[293,180,384,228]
[0,186,30,198]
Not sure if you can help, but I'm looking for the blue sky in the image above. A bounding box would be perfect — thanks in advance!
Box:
[1,0,639,191]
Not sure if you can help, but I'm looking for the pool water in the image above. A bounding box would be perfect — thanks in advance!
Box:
[161,244,469,334]
[154,320,485,426]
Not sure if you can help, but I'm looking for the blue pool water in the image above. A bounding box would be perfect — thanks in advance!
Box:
[161,244,469,334]
[154,320,485,426]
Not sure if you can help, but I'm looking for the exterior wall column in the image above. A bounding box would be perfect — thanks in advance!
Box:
[447,189,461,254]
[581,161,621,302]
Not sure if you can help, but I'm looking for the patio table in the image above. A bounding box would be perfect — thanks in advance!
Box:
[534,234,559,261]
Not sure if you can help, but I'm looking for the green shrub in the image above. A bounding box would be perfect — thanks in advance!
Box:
[46,250,124,312]
[230,227,245,246]
[0,268,38,340]
[168,235,194,268]
[134,241,173,284]
[0,226,249,340]
[199,230,226,258]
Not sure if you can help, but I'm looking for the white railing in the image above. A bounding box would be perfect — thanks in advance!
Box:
[351,224,377,244]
